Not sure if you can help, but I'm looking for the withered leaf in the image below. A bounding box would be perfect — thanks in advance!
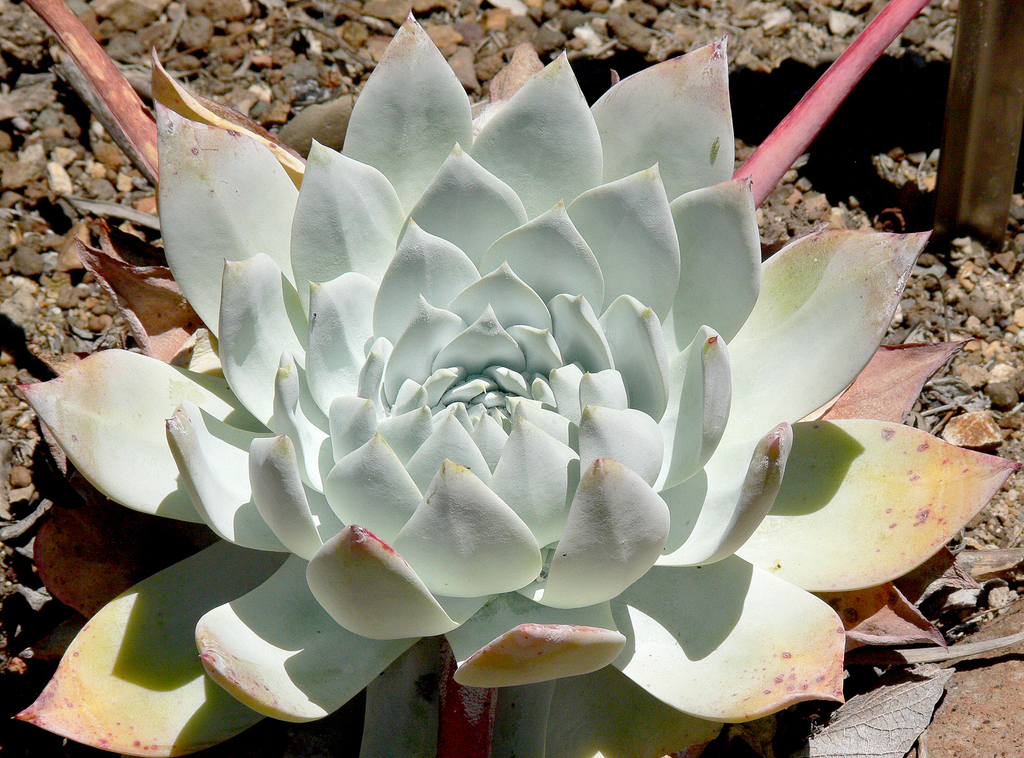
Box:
[823,342,963,423]
[796,666,953,758]
[817,583,945,651]
[78,236,202,363]
[34,477,215,617]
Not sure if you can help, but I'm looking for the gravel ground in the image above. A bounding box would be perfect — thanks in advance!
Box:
[2,0,1024,754]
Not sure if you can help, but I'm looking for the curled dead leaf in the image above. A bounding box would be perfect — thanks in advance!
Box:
[796,666,953,758]
[152,52,305,186]
[77,225,201,363]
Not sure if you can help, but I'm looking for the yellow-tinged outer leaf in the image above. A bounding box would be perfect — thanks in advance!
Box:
[17,542,285,756]
[21,349,259,521]
[739,419,1019,591]
[151,52,305,186]
[613,560,845,722]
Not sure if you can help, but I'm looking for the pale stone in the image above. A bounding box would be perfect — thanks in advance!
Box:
[19,142,45,164]
[956,364,991,389]
[941,411,1003,451]
[990,362,1016,383]
[828,9,858,36]
[46,162,73,196]
[135,196,158,215]
[51,147,78,167]
[761,7,792,31]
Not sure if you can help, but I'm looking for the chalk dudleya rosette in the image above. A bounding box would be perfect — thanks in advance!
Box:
[18,15,1016,758]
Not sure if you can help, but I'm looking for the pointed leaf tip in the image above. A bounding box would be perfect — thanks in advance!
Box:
[307,524,458,639]
[542,458,669,608]
[14,542,283,754]
[739,419,1018,591]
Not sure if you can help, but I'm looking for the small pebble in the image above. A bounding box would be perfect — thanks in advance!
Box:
[985,382,1018,412]
[362,0,414,25]
[10,465,31,489]
[50,147,77,167]
[827,9,858,36]
[942,411,1004,451]
[56,284,80,309]
[448,47,479,91]
[426,24,462,57]
[89,313,114,332]
[762,8,793,33]
[5,657,27,675]
[47,162,73,196]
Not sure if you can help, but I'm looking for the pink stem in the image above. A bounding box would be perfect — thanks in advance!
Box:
[436,640,497,758]
[25,0,159,183]
[734,0,933,207]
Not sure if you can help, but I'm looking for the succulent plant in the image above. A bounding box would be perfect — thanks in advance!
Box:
[18,16,1013,758]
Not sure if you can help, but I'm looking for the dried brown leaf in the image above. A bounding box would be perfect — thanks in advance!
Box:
[77,235,201,363]
[152,52,305,186]
[848,628,1024,666]
[957,548,1024,578]
[894,547,980,606]
[97,221,166,266]
[33,476,214,617]
[25,0,158,182]
[817,583,945,651]
[795,666,953,758]
[823,342,963,423]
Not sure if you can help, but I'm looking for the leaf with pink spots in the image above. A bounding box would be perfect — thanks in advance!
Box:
[738,419,1018,592]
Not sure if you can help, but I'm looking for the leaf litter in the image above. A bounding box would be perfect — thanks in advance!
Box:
[797,666,954,758]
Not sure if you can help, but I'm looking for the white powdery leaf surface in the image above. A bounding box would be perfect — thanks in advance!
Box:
[800,666,954,758]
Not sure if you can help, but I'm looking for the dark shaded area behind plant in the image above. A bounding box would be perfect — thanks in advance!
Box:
[574,52,1024,231]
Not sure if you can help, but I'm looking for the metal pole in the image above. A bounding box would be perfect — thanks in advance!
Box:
[934,0,1024,251]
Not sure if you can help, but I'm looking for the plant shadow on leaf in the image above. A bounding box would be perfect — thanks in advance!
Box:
[660,469,707,554]
[179,405,278,545]
[228,556,319,647]
[547,665,722,758]
[112,542,285,691]
[179,368,268,434]
[173,677,268,751]
[768,421,862,517]
[612,560,751,662]
[232,557,364,711]
[216,557,415,713]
